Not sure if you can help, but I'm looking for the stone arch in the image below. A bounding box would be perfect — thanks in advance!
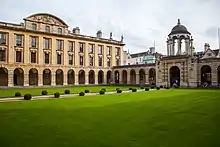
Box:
[43,69,51,85]
[29,68,38,86]
[130,69,136,84]
[218,66,220,86]
[122,70,127,84]
[56,69,63,85]
[88,70,95,84]
[170,66,180,87]
[0,67,8,86]
[201,65,212,86]
[14,68,24,86]
[114,70,120,84]
[78,70,85,84]
[107,70,112,84]
[139,69,146,84]
[98,70,104,84]
[67,69,75,85]
[149,68,156,85]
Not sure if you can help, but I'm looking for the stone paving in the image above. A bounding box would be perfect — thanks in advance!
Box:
[0,89,158,103]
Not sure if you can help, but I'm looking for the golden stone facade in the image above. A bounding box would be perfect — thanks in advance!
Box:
[0,13,125,87]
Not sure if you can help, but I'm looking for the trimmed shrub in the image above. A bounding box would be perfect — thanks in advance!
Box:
[79,92,85,96]
[54,92,60,98]
[150,86,155,89]
[41,90,48,95]
[140,87,145,89]
[101,88,106,92]
[84,89,90,93]
[145,88,149,91]
[116,88,120,91]
[166,87,170,89]
[24,94,32,100]
[157,87,160,90]
[65,89,70,94]
[160,85,163,88]
[132,88,137,92]
[99,90,105,95]
[15,92,21,97]
[117,89,122,93]
[129,87,133,90]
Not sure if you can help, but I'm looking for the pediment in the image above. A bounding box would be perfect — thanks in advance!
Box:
[202,49,216,59]
[25,13,68,27]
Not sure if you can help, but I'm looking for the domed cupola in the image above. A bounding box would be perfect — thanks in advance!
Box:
[169,19,191,36]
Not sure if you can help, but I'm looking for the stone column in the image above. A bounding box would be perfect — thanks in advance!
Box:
[63,73,68,86]
[104,71,107,84]
[38,73,43,86]
[94,44,98,67]
[172,41,175,55]
[8,72,13,87]
[24,34,29,64]
[63,40,68,66]
[24,73,29,86]
[74,41,79,67]
[177,39,181,55]
[8,32,15,63]
[185,39,190,55]
[136,73,139,85]
[51,73,56,86]
[51,38,56,65]
[145,73,149,84]
[38,36,44,65]
[167,40,170,56]
[127,73,130,84]
[75,74,79,85]
[212,67,218,86]
[103,46,107,68]
[95,72,99,85]
[85,74,89,85]
[84,43,88,67]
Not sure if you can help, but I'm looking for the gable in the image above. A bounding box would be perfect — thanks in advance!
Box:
[202,49,216,59]
[24,13,68,27]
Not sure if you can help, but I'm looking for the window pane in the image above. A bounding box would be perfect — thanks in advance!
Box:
[0,50,6,61]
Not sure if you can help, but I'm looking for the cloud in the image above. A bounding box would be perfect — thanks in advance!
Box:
[0,0,220,54]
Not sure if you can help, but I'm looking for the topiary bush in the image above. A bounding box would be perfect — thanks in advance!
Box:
[65,89,70,94]
[166,87,170,89]
[140,87,145,89]
[160,85,163,88]
[79,92,85,96]
[157,87,160,90]
[117,89,122,93]
[54,92,60,98]
[99,90,105,95]
[132,88,137,92]
[15,92,21,97]
[101,88,106,92]
[41,90,48,95]
[24,94,32,100]
[150,86,155,89]
[84,89,90,93]
[145,88,149,91]
[116,88,120,91]
[129,87,133,90]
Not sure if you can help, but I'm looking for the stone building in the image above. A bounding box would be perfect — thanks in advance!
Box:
[0,13,125,87]
[113,19,220,87]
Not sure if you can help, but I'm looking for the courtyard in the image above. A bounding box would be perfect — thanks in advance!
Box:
[0,89,219,147]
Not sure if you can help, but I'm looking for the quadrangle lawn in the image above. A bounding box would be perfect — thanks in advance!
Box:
[0,85,135,98]
[0,89,220,147]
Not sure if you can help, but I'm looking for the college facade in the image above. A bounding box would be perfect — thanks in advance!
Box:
[0,13,125,87]
[112,19,220,87]
[0,13,220,87]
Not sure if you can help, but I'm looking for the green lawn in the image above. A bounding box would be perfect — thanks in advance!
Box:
[0,89,220,147]
[0,85,136,98]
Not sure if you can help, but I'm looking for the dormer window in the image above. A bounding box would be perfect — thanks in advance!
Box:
[45,26,50,33]
[32,23,37,30]
[58,28,62,34]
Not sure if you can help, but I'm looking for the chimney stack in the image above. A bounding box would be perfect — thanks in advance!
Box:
[204,43,210,51]
[72,27,80,34]
[149,47,155,54]
[96,30,102,38]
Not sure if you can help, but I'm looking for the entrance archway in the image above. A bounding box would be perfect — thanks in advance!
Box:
[98,70,104,84]
[56,69,63,85]
[115,70,120,84]
[88,70,95,84]
[43,69,51,85]
[78,70,85,84]
[29,68,38,86]
[14,68,24,86]
[67,69,75,85]
[149,68,156,85]
[107,70,112,84]
[170,66,180,86]
[139,69,145,84]
[130,69,136,84]
[122,70,127,84]
[201,65,212,86]
[0,67,8,86]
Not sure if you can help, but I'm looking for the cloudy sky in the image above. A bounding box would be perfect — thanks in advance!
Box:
[1,0,220,54]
